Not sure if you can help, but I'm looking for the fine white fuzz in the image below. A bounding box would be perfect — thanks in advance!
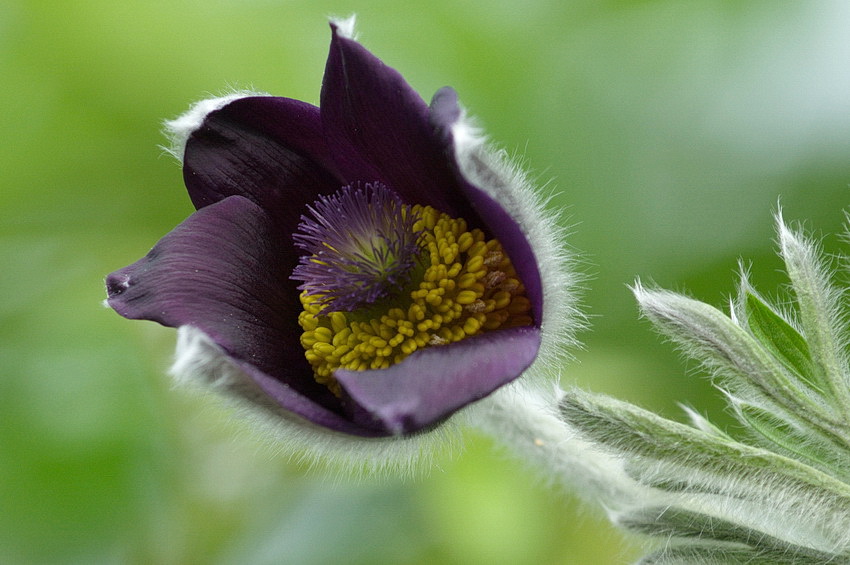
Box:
[469,379,639,504]
[611,216,850,560]
[777,214,850,419]
[163,90,265,163]
[170,326,460,478]
[449,113,586,383]
[561,387,850,558]
[330,14,357,40]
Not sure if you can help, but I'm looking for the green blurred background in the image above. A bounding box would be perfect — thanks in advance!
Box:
[3,1,849,563]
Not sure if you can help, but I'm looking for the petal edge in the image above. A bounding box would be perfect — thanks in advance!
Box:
[336,326,542,435]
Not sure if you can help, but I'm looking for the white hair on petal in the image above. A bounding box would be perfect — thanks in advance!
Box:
[170,325,461,478]
[162,90,266,163]
[329,14,357,40]
[449,110,586,383]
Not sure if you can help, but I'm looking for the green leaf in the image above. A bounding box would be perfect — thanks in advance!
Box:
[637,286,842,444]
[634,288,831,424]
[623,507,840,564]
[560,391,850,510]
[778,222,850,425]
[638,543,839,564]
[735,400,850,482]
[744,292,820,391]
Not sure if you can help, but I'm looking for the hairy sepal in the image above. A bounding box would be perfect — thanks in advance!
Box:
[449,114,585,381]
[170,325,459,478]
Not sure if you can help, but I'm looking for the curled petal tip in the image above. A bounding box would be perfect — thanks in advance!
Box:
[163,91,264,162]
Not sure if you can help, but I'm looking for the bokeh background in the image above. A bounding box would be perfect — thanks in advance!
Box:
[3,1,849,563]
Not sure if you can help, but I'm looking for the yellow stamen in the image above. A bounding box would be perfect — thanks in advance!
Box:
[297,204,532,395]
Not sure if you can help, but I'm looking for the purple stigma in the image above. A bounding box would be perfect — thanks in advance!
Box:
[291,182,422,313]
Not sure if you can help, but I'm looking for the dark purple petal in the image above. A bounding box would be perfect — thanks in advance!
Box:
[229,357,387,436]
[106,195,300,371]
[183,96,343,234]
[321,23,485,227]
[105,196,380,432]
[429,87,544,325]
[335,326,542,434]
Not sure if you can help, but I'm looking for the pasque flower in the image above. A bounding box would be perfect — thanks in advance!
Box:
[106,17,578,467]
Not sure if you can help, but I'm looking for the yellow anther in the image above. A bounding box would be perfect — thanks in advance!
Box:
[492,291,512,310]
[467,240,487,256]
[332,327,351,346]
[465,255,484,274]
[463,317,481,334]
[425,290,444,306]
[408,304,425,321]
[435,302,452,314]
[457,231,474,252]
[455,290,479,305]
[441,246,457,264]
[369,336,388,348]
[299,312,319,331]
[313,342,336,356]
[300,332,318,348]
[315,326,335,343]
[329,312,348,333]
[340,350,359,364]
[458,273,480,289]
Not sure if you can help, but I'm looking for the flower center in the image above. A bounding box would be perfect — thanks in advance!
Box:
[294,184,532,395]
[291,182,421,314]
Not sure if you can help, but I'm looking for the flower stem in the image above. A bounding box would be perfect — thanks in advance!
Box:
[471,383,636,505]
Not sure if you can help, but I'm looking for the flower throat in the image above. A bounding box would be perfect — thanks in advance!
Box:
[292,182,532,395]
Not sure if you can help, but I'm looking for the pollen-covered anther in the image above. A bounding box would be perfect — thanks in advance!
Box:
[484,250,503,266]
[428,335,449,346]
[296,197,533,395]
[483,270,506,289]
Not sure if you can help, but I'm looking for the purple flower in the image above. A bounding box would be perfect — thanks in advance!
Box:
[106,18,579,465]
